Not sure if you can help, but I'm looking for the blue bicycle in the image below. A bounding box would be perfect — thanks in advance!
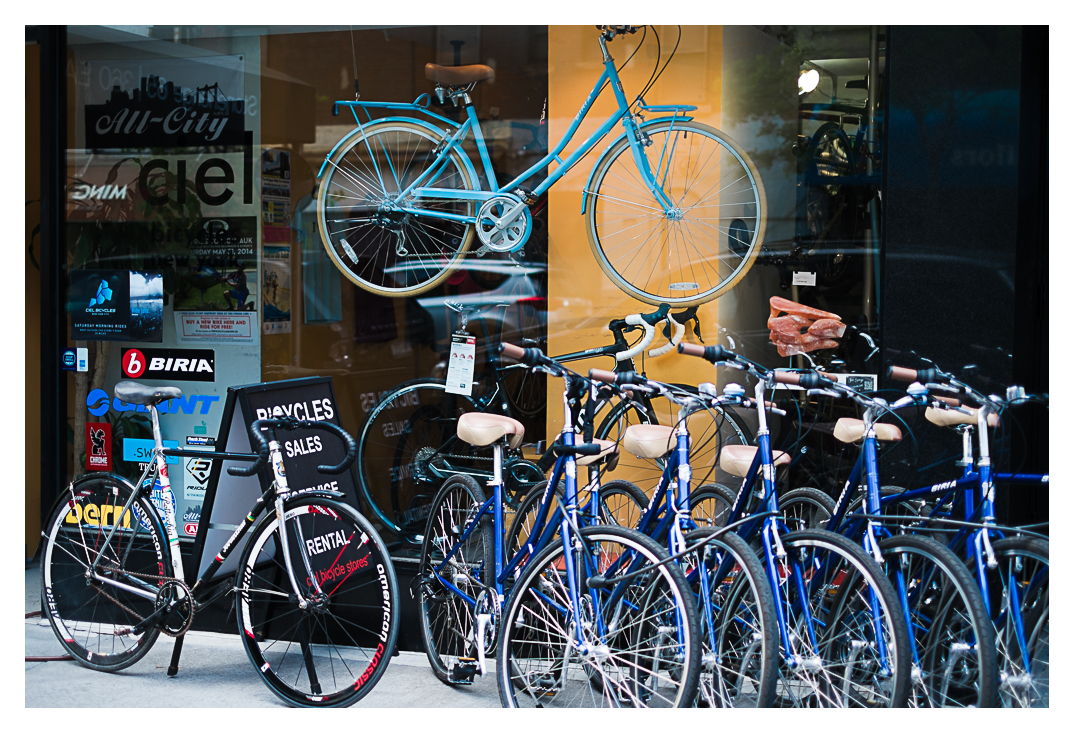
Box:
[316,25,766,305]
[417,343,701,707]
[876,365,1049,707]
[776,371,1000,707]
[675,342,912,707]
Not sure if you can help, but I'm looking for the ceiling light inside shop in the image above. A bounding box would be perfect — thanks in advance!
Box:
[798,68,820,95]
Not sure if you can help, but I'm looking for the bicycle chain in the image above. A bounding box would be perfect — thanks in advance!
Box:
[90,564,193,638]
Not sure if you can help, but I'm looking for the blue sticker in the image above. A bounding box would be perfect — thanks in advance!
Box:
[61,349,77,371]
[123,438,179,464]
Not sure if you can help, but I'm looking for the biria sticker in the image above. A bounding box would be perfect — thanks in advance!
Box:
[122,348,215,382]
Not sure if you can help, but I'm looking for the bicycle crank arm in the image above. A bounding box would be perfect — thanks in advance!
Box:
[475,612,492,676]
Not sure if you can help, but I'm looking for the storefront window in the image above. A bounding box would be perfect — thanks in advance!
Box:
[58,25,1039,552]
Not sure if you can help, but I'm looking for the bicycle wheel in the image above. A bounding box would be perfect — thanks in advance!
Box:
[235,496,399,707]
[779,486,835,531]
[684,528,778,707]
[689,483,738,528]
[317,120,477,297]
[596,389,752,498]
[773,529,911,707]
[497,525,701,707]
[417,475,495,685]
[596,479,648,530]
[354,379,479,535]
[40,477,168,671]
[586,120,767,306]
[985,537,1049,708]
[879,534,998,707]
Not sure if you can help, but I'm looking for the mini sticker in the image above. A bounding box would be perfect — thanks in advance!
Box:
[77,347,89,372]
[61,348,77,371]
[85,422,112,471]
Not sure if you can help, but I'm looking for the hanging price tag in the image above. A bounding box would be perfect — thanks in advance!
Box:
[445,331,477,396]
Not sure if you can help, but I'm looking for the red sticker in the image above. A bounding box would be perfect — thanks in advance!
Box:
[123,349,146,378]
[86,422,112,471]
[184,523,199,536]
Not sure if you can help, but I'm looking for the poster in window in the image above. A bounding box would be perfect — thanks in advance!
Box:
[263,245,292,334]
[70,269,164,342]
[173,217,258,312]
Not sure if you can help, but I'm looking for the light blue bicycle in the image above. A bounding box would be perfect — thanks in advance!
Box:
[315,25,766,305]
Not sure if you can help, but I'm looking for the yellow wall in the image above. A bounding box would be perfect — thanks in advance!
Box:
[545,26,724,438]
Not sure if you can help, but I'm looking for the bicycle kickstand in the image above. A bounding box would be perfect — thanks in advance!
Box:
[167,634,185,677]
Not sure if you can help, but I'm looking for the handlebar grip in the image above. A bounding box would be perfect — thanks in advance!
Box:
[932,394,962,408]
[574,443,603,456]
[676,343,733,363]
[501,343,526,361]
[888,366,918,382]
[617,314,656,362]
[888,365,942,383]
[648,312,687,358]
[773,371,830,389]
[313,421,357,475]
[677,342,706,358]
[773,371,801,386]
[229,421,271,476]
[589,368,618,384]
[615,371,648,386]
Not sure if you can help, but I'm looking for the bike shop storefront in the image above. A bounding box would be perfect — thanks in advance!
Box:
[27,25,1047,651]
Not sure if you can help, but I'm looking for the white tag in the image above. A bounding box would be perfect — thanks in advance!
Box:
[76,347,89,372]
[444,331,476,396]
[792,271,817,286]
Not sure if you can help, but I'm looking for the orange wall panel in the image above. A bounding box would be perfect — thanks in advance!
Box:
[545,27,724,439]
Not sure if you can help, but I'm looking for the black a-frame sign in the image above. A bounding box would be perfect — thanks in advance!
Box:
[186,376,363,578]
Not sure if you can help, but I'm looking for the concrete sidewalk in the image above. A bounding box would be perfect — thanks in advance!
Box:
[25,562,500,708]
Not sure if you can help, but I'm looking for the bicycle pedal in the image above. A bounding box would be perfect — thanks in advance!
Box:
[530,674,559,696]
[449,658,480,685]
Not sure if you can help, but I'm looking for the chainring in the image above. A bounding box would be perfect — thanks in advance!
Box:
[476,195,531,252]
[154,579,194,637]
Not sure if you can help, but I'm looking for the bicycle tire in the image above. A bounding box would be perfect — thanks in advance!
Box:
[316,120,477,297]
[983,536,1049,708]
[235,496,400,707]
[689,483,738,528]
[595,387,752,498]
[417,475,495,685]
[684,528,778,707]
[497,524,701,707]
[878,534,998,707]
[774,529,911,707]
[779,486,836,532]
[354,379,479,535]
[40,476,168,671]
[586,120,767,306]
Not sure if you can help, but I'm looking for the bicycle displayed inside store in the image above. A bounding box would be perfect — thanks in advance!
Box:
[40,381,400,708]
[317,25,766,305]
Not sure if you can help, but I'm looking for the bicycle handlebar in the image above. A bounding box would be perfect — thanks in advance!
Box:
[617,314,657,361]
[888,365,943,383]
[648,311,687,358]
[228,419,356,478]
